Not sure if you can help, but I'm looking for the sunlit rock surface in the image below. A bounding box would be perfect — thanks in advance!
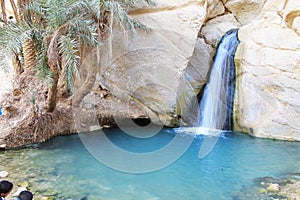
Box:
[234,0,300,140]
[98,0,207,126]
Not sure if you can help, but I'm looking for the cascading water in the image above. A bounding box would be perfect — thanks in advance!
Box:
[198,29,240,131]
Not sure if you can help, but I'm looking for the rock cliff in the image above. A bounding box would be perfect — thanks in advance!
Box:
[234,0,300,140]
[97,0,207,126]
[1,0,299,142]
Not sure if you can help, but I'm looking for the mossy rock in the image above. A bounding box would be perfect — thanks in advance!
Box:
[43,190,58,196]
[18,181,30,188]
[267,183,280,193]
[40,196,56,200]
[259,188,267,194]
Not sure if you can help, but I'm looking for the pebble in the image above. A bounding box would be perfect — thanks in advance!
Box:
[0,170,9,178]
[267,183,280,193]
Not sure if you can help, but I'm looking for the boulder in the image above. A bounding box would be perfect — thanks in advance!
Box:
[267,183,280,193]
[225,0,266,25]
[200,14,241,46]
[234,4,300,140]
[206,0,225,20]
[97,0,207,126]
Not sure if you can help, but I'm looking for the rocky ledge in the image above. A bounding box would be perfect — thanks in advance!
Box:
[0,72,147,149]
[234,175,300,200]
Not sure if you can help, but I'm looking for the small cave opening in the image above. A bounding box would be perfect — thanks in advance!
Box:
[132,118,151,127]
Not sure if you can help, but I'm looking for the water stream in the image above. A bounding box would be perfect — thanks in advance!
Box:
[198,29,239,130]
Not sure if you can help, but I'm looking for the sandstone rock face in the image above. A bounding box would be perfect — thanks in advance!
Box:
[234,1,300,140]
[225,0,266,25]
[200,14,241,46]
[282,0,300,36]
[177,38,214,125]
[0,65,13,102]
[1,0,298,142]
[98,0,206,126]
[206,0,225,20]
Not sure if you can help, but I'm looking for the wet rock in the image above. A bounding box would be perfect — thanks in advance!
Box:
[267,183,280,193]
[40,196,56,200]
[43,190,58,196]
[89,125,101,131]
[258,188,267,194]
[18,181,30,188]
[0,170,9,178]
[281,181,300,200]
[12,187,27,197]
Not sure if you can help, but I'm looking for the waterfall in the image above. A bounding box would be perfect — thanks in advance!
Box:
[197,29,239,131]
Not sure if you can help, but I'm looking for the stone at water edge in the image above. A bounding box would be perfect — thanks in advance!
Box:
[41,196,56,200]
[267,183,280,193]
[0,170,9,178]
[89,125,102,132]
[17,181,30,188]
[12,187,27,197]
[43,190,58,196]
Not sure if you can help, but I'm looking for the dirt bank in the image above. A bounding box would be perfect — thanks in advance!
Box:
[0,72,147,148]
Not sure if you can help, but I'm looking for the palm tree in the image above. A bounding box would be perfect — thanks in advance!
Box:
[0,0,154,112]
[72,0,155,107]
[0,0,7,25]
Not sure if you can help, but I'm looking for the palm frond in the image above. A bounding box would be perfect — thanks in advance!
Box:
[35,45,52,85]
[0,23,32,60]
[121,0,156,7]
[24,0,47,23]
[102,0,149,31]
[64,0,92,19]
[68,18,99,46]
[45,1,65,29]
[59,35,80,89]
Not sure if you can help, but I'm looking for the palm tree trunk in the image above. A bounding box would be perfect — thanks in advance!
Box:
[46,26,67,112]
[17,0,29,17]
[71,20,106,107]
[57,57,70,98]
[12,53,23,74]
[9,0,20,23]
[46,63,59,112]
[22,39,36,71]
[72,49,98,107]
[0,0,7,25]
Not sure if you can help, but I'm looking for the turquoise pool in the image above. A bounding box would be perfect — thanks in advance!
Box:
[1,128,299,199]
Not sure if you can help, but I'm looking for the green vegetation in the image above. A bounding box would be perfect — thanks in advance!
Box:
[0,0,154,111]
